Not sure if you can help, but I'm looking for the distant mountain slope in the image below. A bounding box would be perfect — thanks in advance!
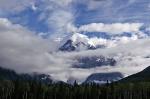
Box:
[84,72,123,84]
[0,66,52,84]
[73,56,116,68]
[120,66,150,82]
[0,67,19,80]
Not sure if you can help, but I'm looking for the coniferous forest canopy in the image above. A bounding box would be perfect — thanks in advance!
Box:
[1,78,150,99]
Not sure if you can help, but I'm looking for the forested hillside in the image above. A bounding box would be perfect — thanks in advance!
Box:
[120,66,150,82]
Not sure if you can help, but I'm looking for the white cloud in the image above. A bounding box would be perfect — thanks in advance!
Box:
[49,0,73,7]
[78,23,143,34]
[87,0,113,11]
[0,0,36,14]
[37,0,75,38]
[0,18,51,72]
[114,35,138,44]
[88,37,116,48]
[31,3,37,11]
[47,10,74,34]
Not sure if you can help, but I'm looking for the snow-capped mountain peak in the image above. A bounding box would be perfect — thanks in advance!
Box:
[71,33,89,44]
[59,33,97,51]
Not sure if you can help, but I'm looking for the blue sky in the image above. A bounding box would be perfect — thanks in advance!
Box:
[1,0,150,36]
[74,0,150,24]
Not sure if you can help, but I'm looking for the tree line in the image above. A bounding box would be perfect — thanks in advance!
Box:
[1,79,150,99]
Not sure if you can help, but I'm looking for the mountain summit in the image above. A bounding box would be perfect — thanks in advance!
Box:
[59,33,104,51]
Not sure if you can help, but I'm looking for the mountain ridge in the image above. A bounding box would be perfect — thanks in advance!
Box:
[119,66,150,83]
[59,33,105,51]
[0,66,52,84]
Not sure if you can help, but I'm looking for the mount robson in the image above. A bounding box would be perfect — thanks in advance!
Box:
[1,0,150,99]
